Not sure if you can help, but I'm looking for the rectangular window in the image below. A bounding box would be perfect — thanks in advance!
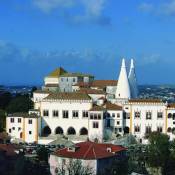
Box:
[53,110,59,117]
[119,128,122,132]
[157,112,163,119]
[73,78,76,82]
[123,112,130,119]
[90,114,93,119]
[43,110,49,117]
[72,110,79,118]
[145,126,152,134]
[18,127,21,131]
[157,126,162,133]
[112,113,115,118]
[10,118,14,123]
[82,111,88,118]
[29,131,32,135]
[9,129,11,133]
[94,114,97,120]
[134,111,141,118]
[146,112,152,120]
[117,121,120,125]
[93,122,99,128]
[18,118,21,123]
[98,114,101,120]
[63,110,69,118]
[28,119,32,124]
[134,126,140,133]
[117,113,120,118]
[12,127,15,130]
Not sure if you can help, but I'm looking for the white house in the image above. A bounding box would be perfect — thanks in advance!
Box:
[6,111,40,143]
[49,141,127,175]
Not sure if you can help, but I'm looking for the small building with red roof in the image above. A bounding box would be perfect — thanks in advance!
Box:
[49,141,127,175]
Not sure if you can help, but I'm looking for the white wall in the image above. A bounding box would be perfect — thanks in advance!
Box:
[40,100,92,136]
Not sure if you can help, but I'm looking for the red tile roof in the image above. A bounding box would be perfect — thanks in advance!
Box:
[92,80,118,87]
[104,102,123,111]
[0,144,19,156]
[54,141,126,160]
[129,99,163,103]
[78,88,105,95]
[89,105,106,111]
[167,103,175,108]
[73,80,118,89]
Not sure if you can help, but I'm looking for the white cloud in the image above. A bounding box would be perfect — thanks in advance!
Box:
[160,0,175,16]
[138,3,153,13]
[32,0,110,25]
[139,0,175,16]
[33,0,75,13]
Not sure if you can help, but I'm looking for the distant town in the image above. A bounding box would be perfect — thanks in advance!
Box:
[1,84,175,102]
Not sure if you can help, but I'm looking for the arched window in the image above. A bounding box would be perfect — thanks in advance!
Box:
[42,126,51,137]
[168,113,172,118]
[55,127,64,135]
[67,127,76,135]
[167,127,172,133]
[80,127,88,135]
[123,127,130,134]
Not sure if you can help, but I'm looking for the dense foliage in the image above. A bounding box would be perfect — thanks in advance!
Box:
[0,88,35,130]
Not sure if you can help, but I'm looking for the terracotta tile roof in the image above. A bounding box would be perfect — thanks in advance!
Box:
[0,132,10,141]
[45,84,58,87]
[89,105,106,111]
[129,99,163,103]
[78,88,105,95]
[34,90,50,94]
[44,92,91,101]
[54,141,126,160]
[60,72,94,78]
[167,103,175,108]
[73,80,118,88]
[72,82,91,88]
[104,102,122,111]
[91,80,118,88]
[7,112,39,118]
[0,144,20,156]
[46,67,67,78]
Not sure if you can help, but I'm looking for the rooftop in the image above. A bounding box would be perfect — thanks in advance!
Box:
[74,80,118,88]
[33,90,50,94]
[90,105,106,111]
[0,144,21,156]
[44,92,91,101]
[46,67,67,78]
[128,99,163,104]
[78,88,105,95]
[60,72,94,78]
[104,102,123,111]
[53,141,126,160]
[7,112,39,118]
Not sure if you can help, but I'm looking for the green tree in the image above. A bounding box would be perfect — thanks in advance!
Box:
[56,159,93,175]
[0,92,12,109]
[147,132,170,174]
[31,86,37,97]
[37,146,49,162]
[0,109,6,131]
[7,94,33,113]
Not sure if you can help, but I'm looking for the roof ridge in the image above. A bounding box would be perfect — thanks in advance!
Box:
[92,147,97,159]
[83,143,93,159]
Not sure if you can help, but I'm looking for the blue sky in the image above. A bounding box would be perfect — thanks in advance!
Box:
[0,0,175,85]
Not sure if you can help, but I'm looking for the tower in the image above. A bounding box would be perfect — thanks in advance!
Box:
[115,59,131,100]
[128,59,138,98]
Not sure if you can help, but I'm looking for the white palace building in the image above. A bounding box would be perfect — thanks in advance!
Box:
[6,59,175,144]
